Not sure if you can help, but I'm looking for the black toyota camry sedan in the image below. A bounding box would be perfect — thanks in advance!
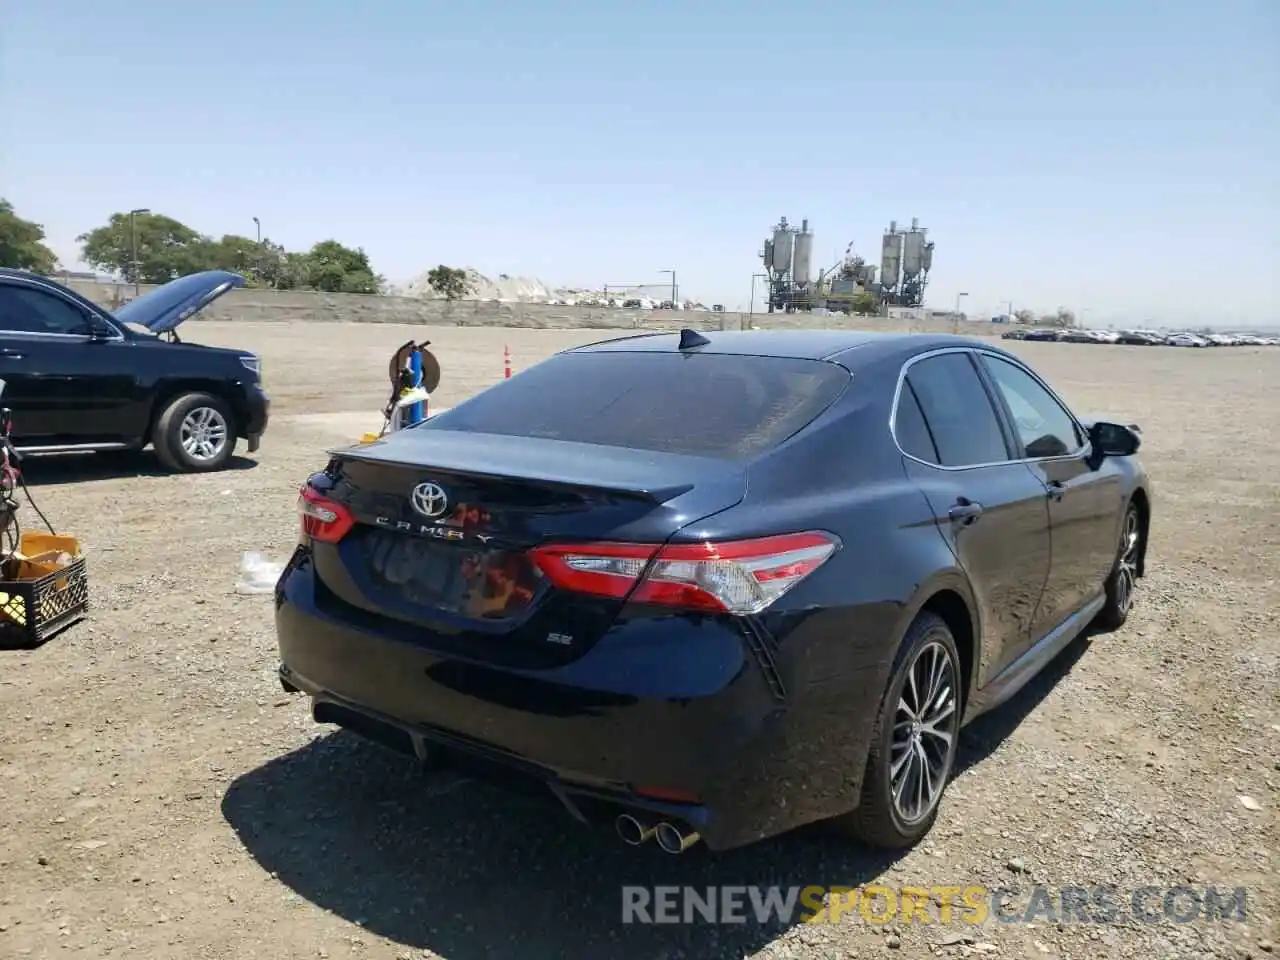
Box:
[274,329,1152,854]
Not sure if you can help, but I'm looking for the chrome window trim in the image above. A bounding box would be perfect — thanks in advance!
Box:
[889,345,1094,472]
[0,275,126,342]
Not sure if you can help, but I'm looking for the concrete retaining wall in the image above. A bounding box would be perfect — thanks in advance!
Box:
[65,278,985,336]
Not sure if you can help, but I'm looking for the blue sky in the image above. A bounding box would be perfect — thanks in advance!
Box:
[3,0,1276,325]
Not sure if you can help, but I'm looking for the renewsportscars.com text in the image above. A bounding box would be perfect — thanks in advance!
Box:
[621,884,1249,926]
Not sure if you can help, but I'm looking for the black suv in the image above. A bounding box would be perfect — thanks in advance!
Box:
[0,269,268,472]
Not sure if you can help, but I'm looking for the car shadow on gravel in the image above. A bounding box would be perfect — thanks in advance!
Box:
[222,732,904,960]
[954,629,1096,777]
[222,632,1095,960]
[21,451,258,486]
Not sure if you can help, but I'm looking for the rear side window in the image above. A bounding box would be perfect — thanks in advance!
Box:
[423,351,850,461]
[905,353,1010,467]
[894,381,939,464]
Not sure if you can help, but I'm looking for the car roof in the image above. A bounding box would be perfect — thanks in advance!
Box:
[570,328,998,367]
[0,268,59,283]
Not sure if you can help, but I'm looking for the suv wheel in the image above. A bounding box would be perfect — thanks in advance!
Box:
[153,392,236,473]
[836,612,962,848]
[1094,501,1141,631]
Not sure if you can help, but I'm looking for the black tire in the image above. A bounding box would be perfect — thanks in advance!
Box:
[152,392,237,473]
[835,612,963,848]
[1094,501,1142,631]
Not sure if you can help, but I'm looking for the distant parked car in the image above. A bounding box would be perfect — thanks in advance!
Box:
[1165,333,1209,348]
[1059,330,1099,344]
[276,329,1152,854]
[1001,328,1028,340]
[1116,331,1163,346]
[0,268,269,472]
[1022,329,1061,341]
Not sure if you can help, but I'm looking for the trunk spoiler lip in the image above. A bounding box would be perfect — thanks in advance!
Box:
[328,431,745,504]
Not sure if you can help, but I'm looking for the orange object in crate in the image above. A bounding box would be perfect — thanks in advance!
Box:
[0,531,88,649]
[18,532,82,560]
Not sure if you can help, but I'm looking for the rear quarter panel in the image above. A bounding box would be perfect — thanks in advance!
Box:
[665,373,970,827]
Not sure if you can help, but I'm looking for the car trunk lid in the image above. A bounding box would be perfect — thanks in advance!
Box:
[308,429,746,666]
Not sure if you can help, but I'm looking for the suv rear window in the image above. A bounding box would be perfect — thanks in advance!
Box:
[423,351,850,461]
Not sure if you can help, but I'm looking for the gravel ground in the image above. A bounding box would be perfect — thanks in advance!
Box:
[0,322,1276,960]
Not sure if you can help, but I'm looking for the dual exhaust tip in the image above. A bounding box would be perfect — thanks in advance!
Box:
[616,813,700,854]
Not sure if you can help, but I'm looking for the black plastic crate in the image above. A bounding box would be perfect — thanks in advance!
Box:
[0,555,89,649]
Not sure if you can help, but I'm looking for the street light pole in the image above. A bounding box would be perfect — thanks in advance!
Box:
[951,291,968,335]
[659,269,677,310]
[252,217,262,285]
[128,208,151,297]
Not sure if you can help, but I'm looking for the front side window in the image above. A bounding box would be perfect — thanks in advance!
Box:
[0,285,93,335]
[904,353,1010,467]
[979,355,1082,459]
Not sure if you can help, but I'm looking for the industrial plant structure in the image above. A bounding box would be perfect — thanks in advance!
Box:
[759,217,816,313]
[757,216,935,313]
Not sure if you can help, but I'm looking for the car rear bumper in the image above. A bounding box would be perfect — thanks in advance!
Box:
[273,550,884,851]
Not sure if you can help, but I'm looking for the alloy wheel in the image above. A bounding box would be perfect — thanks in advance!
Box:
[889,640,959,824]
[180,406,229,462]
[1115,509,1140,616]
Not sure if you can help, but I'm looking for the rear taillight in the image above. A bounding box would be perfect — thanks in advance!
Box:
[530,532,838,615]
[298,485,355,544]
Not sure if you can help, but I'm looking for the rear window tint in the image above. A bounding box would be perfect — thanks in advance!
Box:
[422,351,849,461]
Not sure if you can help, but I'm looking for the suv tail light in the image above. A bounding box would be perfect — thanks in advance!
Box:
[299,485,355,543]
[530,532,838,615]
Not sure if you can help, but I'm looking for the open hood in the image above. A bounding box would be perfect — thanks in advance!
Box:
[113,270,246,333]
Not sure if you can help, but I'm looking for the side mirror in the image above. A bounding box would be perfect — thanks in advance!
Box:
[1089,421,1141,457]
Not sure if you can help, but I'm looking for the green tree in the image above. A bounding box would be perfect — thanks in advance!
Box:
[850,290,881,316]
[274,251,313,290]
[426,265,472,301]
[1043,308,1077,329]
[77,211,215,284]
[0,199,58,274]
[209,234,262,280]
[75,213,384,292]
[306,240,381,293]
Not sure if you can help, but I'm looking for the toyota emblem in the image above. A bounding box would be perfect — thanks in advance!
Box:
[410,482,449,519]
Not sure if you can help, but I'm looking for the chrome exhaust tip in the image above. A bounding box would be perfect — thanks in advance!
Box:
[616,813,655,846]
[654,821,701,854]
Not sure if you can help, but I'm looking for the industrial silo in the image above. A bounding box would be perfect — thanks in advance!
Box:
[880,231,903,290]
[771,218,795,276]
[902,229,925,279]
[792,219,813,285]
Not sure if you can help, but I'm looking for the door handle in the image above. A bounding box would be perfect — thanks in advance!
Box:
[948,499,984,525]
[0,349,25,360]
[1047,480,1066,501]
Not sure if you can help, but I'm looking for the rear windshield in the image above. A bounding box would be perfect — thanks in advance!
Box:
[422,351,850,461]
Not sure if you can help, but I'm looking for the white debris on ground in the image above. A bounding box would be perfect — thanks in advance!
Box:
[235,551,286,595]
